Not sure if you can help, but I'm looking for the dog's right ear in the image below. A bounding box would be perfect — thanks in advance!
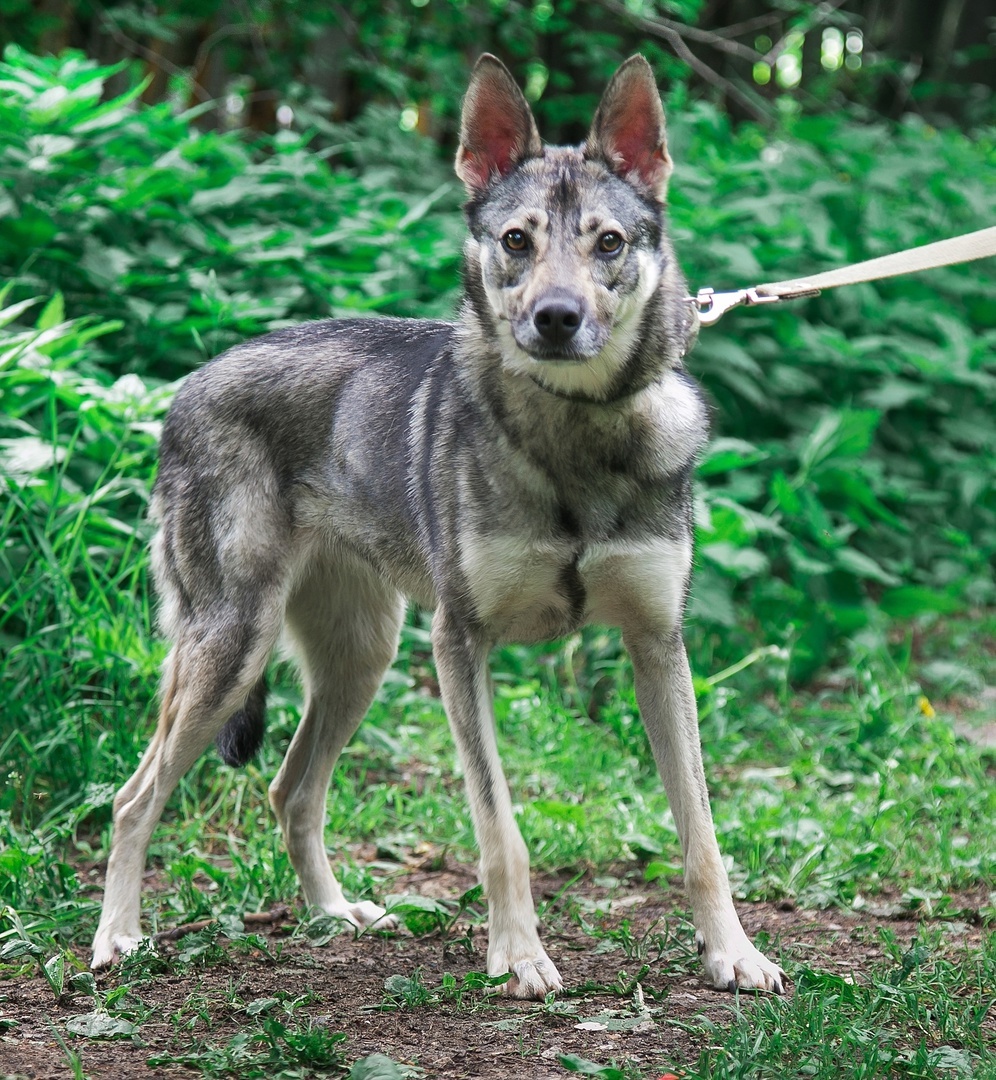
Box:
[456,55,542,194]
[585,55,672,202]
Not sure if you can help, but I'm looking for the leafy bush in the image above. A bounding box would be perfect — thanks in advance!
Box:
[671,105,996,671]
[0,46,462,382]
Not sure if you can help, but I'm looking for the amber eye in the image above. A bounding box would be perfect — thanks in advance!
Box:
[597,231,624,256]
[502,228,529,254]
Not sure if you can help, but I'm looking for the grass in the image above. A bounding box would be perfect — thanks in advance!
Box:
[4,616,992,933]
[686,928,996,1079]
[1,539,994,1077]
[9,890,992,1078]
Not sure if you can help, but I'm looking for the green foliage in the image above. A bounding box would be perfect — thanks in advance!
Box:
[0,281,166,821]
[3,46,993,689]
[686,930,996,1079]
[557,928,996,1080]
[380,968,513,1010]
[0,46,462,382]
[672,107,996,674]
[147,1018,349,1076]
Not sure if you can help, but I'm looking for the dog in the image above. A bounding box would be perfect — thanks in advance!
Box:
[91,54,785,999]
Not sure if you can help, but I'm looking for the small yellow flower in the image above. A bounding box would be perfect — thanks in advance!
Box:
[918,695,936,718]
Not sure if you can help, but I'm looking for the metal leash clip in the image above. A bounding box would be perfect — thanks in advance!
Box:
[688,285,820,326]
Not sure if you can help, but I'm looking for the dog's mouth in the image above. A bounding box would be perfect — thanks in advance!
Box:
[511,321,607,364]
[524,342,590,363]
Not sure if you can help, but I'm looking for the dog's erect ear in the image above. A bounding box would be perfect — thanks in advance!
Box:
[456,54,542,193]
[585,55,672,202]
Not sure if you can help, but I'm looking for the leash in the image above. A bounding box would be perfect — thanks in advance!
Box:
[689,225,996,326]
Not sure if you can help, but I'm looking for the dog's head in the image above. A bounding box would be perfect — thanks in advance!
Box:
[457,55,689,401]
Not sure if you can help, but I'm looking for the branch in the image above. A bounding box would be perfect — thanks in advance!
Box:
[154,904,292,944]
[92,1,212,103]
[604,0,762,62]
[707,11,793,40]
[601,0,772,122]
[192,23,260,81]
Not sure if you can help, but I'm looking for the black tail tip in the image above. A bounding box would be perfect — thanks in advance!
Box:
[216,677,267,767]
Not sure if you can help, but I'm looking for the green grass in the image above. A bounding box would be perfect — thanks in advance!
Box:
[1,562,993,1076]
[4,619,992,937]
[686,928,996,1079]
[561,926,995,1078]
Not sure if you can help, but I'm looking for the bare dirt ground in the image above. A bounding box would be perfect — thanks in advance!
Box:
[1,864,992,1080]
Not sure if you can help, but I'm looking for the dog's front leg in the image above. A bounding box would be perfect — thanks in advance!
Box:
[626,629,785,994]
[432,606,563,999]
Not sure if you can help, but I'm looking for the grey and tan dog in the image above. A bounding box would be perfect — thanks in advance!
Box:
[91,54,785,998]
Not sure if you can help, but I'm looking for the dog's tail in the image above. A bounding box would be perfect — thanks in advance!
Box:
[215,675,268,766]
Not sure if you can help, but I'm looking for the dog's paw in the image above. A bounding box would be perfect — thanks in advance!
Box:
[320,899,399,932]
[489,947,563,999]
[697,931,786,995]
[90,930,143,970]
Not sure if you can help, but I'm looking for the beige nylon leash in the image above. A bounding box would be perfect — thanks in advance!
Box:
[690,225,996,325]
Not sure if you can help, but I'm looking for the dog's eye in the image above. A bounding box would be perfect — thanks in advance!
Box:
[502,229,530,254]
[597,231,624,256]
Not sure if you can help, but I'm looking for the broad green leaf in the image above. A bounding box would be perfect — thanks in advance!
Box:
[42,952,65,997]
[533,800,587,826]
[698,437,769,476]
[834,547,900,586]
[0,297,41,330]
[65,1011,137,1039]
[701,541,769,579]
[36,292,64,331]
[383,895,450,916]
[880,586,961,617]
[350,1053,406,1079]
[559,1055,627,1079]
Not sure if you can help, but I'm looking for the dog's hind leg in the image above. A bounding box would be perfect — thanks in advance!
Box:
[91,599,284,969]
[625,628,785,994]
[431,605,563,1000]
[269,557,405,930]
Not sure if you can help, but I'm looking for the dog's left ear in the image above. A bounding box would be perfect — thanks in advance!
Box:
[585,55,672,202]
[456,54,543,194]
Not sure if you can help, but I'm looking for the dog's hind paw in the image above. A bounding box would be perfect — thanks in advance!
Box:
[90,930,143,970]
[697,932,786,995]
[490,950,563,999]
[320,899,399,932]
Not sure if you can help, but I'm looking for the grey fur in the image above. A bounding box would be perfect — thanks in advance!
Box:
[91,54,785,999]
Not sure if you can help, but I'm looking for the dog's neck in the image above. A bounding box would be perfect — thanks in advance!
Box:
[523,372,651,405]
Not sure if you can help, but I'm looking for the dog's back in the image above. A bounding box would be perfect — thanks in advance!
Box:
[152,318,455,628]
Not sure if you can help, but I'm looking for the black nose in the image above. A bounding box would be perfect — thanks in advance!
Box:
[534,295,583,346]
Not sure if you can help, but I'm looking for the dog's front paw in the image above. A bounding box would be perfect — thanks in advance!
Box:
[320,899,399,932]
[91,929,143,970]
[697,931,785,994]
[489,945,563,999]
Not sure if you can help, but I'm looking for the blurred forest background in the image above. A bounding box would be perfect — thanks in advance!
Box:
[7,0,996,131]
[0,0,994,818]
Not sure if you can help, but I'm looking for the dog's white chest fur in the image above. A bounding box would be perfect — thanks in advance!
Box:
[459,532,692,641]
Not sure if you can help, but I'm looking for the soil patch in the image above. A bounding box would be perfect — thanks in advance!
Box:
[1,869,991,1079]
